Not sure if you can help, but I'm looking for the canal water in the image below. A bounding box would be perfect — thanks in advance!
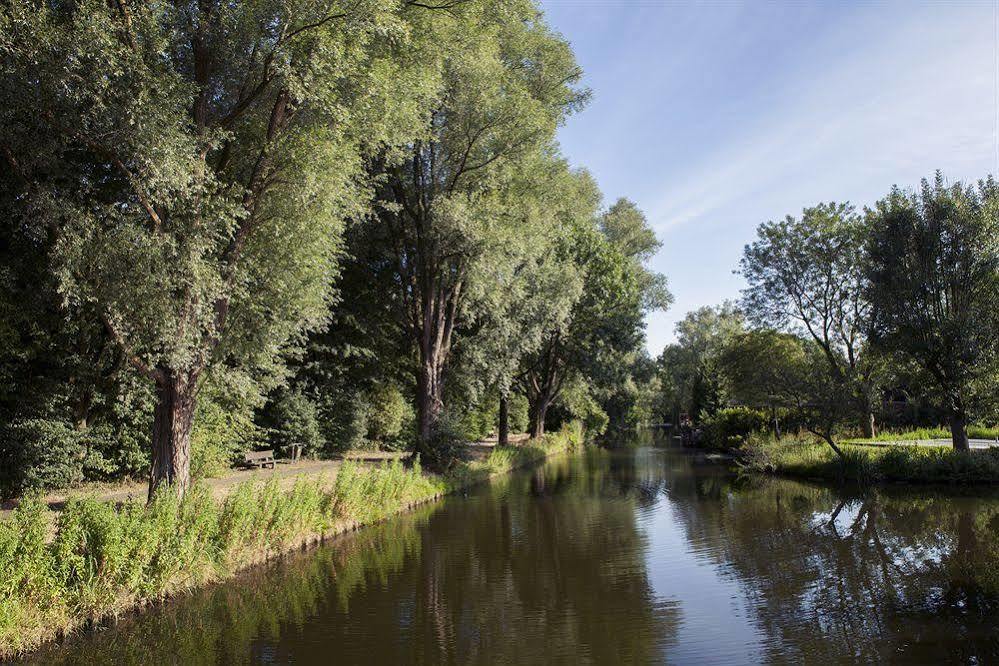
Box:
[26,432,999,664]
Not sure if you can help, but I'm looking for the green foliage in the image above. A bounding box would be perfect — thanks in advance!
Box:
[556,377,609,435]
[2,419,85,493]
[743,435,999,484]
[190,391,262,479]
[324,391,370,455]
[656,303,744,423]
[866,174,999,447]
[740,201,877,436]
[268,391,324,459]
[364,384,411,449]
[700,407,769,451]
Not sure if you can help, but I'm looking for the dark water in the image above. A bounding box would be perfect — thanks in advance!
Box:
[26,434,999,665]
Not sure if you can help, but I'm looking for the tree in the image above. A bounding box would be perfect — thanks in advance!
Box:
[521,220,654,437]
[865,174,999,451]
[719,329,851,454]
[741,202,878,436]
[2,0,441,497]
[374,1,586,456]
[455,159,590,446]
[656,303,744,424]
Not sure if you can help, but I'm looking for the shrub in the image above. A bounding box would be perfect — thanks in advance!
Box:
[319,390,369,455]
[365,384,412,449]
[269,391,324,459]
[420,413,471,473]
[2,419,85,494]
[700,407,769,450]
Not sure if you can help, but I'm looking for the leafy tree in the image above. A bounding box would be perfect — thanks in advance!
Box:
[719,329,851,454]
[458,160,592,445]
[2,0,442,496]
[373,1,586,458]
[865,174,999,450]
[656,303,744,424]
[741,202,878,436]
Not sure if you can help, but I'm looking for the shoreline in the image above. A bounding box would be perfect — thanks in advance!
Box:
[1,427,584,661]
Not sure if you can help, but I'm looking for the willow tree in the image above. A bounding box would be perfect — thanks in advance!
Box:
[456,160,593,445]
[375,0,586,453]
[740,203,878,437]
[866,175,999,451]
[1,0,441,496]
[521,222,648,438]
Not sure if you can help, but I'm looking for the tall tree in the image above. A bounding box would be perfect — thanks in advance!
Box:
[455,158,588,446]
[375,1,586,455]
[2,0,440,496]
[522,224,647,437]
[656,303,743,424]
[866,174,999,451]
[740,202,878,436]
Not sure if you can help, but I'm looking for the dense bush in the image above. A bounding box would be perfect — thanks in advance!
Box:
[364,383,413,450]
[318,390,370,455]
[268,390,325,459]
[699,407,769,450]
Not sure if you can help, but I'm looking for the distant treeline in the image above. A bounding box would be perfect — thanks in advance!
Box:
[0,0,668,497]
[658,173,999,455]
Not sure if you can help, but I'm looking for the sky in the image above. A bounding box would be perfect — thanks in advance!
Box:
[540,0,998,356]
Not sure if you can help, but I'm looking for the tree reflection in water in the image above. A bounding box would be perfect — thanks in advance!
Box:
[23,437,999,665]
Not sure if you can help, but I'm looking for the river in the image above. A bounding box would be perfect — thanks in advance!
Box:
[24,432,999,664]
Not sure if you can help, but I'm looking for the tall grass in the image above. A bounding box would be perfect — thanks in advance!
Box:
[0,423,583,659]
[844,425,999,444]
[743,433,999,484]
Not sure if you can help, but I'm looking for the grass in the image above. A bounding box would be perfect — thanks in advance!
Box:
[743,433,999,485]
[0,424,584,659]
[843,425,999,445]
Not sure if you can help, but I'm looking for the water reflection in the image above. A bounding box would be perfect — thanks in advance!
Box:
[24,436,999,665]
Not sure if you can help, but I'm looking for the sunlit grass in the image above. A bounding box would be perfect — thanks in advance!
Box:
[743,434,999,484]
[0,423,583,659]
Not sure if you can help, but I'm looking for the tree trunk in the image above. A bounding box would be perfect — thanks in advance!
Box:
[416,357,444,452]
[149,370,197,501]
[529,396,549,439]
[498,394,509,447]
[862,412,876,438]
[950,409,970,452]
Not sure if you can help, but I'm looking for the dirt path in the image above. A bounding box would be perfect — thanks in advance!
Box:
[1,437,519,517]
[1,451,405,516]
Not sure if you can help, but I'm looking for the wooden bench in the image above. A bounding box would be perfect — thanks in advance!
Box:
[243,450,276,469]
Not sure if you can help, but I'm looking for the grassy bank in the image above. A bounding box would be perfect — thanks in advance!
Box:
[743,434,999,485]
[842,425,999,446]
[0,425,585,659]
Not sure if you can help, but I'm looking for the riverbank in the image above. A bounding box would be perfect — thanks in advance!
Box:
[0,425,585,660]
[742,434,999,485]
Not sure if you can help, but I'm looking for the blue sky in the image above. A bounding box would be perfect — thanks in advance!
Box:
[540,0,997,356]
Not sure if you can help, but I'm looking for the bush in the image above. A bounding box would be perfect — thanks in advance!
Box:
[700,407,769,450]
[420,413,471,473]
[269,391,324,459]
[1,419,85,494]
[318,390,369,455]
[365,384,412,449]
[191,402,261,479]
[508,393,529,434]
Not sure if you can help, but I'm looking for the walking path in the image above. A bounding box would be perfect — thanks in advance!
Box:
[860,438,999,450]
[1,439,515,517]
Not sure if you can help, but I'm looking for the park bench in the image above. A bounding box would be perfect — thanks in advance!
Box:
[243,450,276,469]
